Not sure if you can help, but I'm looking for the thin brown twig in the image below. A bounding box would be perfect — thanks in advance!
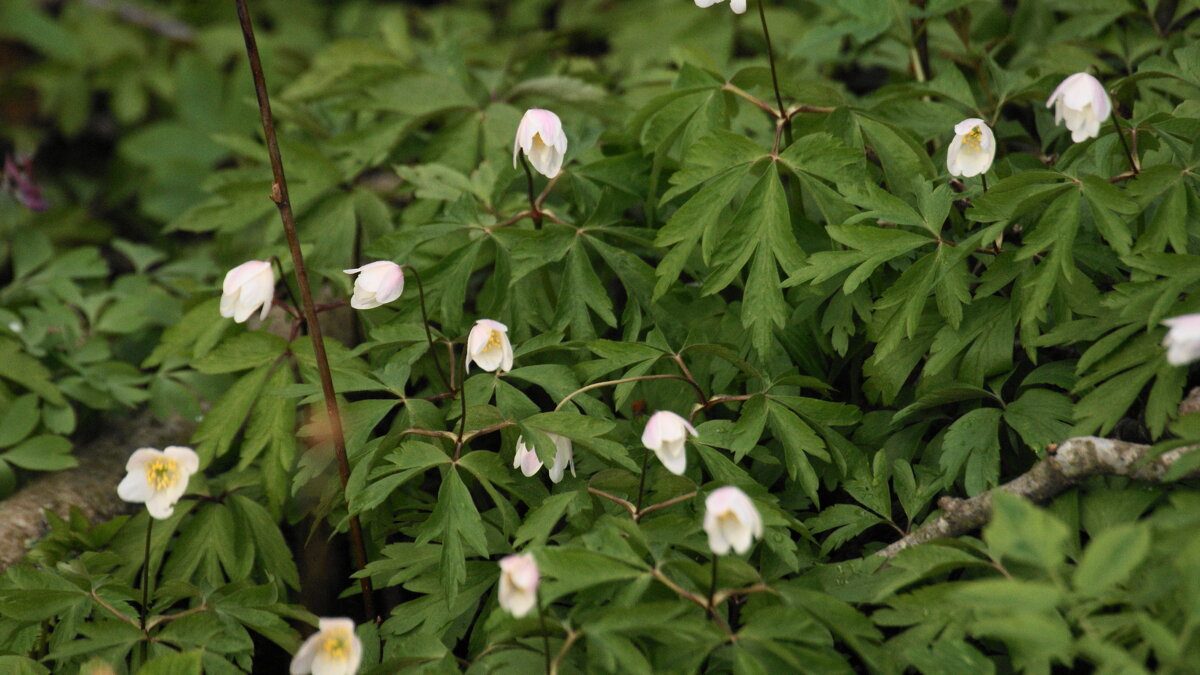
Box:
[587,487,637,517]
[233,0,375,621]
[670,354,709,406]
[549,627,581,675]
[555,374,691,412]
[91,590,142,631]
[650,567,737,642]
[635,490,698,522]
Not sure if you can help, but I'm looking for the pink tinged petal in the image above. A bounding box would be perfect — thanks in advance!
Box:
[548,435,573,483]
[655,438,688,475]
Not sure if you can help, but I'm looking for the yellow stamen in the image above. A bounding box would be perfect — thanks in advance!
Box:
[962,126,983,151]
[319,629,352,661]
[483,330,503,352]
[144,457,178,491]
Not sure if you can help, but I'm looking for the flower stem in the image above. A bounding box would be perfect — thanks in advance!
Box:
[401,265,453,393]
[454,356,469,461]
[234,0,376,621]
[634,444,652,515]
[520,155,543,229]
[554,373,690,412]
[140,517,153,630]
[536,592,552,675]
[707,553,719,618]
[980,173,988,193]
[1110,104,1139,175]
[270,255,301,318]
[757,0,791,147]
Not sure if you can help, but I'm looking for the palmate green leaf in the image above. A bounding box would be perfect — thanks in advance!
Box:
[653,166,749,300]
[416,467,488,603]
[0,393,39,449]
[0,656,48,675]
[553,243,616,338]
[191,332,288,375]
[940,407,1002,495]
[661,131,768,204]
[137,650,202,675]
[1073,522,1151,596]
[767,400,825,504]
[785,223,932,292]
[227,495,300,590]
[537,548,645,603]
[1004,389,1073,452]
[191,364,274,463]
[162,502,245,586]
[2,434,76,471]
[0,339,67,406]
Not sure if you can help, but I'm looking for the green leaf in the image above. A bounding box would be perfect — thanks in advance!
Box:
[137,650,203,675]
[0,656,49,675]
[983,492,1068,570]
[417,468,488,603]
[3,434,76,471]
[940,408,1002,494]
[228,495,301,590]
[1004,389,1074,452]
[1073,523,1151,595]
[0,393,40,448]
[191,364,274,462]
[0,339,66,405]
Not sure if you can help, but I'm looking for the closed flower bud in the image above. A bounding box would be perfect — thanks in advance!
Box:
[513,434,576,483]
[289,617,363,675]
[704,486,763,555]
[641,410,698,476]
[513,109,568,179]
[466,319,514,373]
[116,446,200,520]
[1162,314,1200,366]
[1046,72,1111,143]
[498,553,539,618]
[694,0,746,13]
[343,261,404,310]
[220,260,275,323]
[946,118,996,178]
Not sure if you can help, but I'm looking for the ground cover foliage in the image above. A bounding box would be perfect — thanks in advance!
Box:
[1,0,1200,672]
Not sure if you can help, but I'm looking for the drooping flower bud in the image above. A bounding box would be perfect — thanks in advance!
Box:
[116,446,200,520]
[1162,314,1200,366]
[498,553,540,618]
[1046,72,1112,143]
[466,319,514,373]
[641,410,698,476]
[289,617,363,675]
[703,486,763,555]
[694,0,746,13]
[219,260,275,323]
[343,261,405,310]
[946,118,996,178]
[513,109,568,179]
[513,434,576,483]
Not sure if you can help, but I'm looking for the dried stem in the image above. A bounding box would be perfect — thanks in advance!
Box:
[91,590,141,631]
[139,517,152,630]
[549,627,581,675]
[670,354,709,406]
[650,567,736,642]
[878,436,1200,557]
[636,490,698,522]
[233,0,375,620]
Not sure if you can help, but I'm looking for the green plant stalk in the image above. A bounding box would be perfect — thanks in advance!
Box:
[757,0,792,147]
[454,355,469,461]
[1110,105,1139,175]
[634,445,652,515]
[233,0,376,621]
[401,265,453,393]
[537,592,552,675]
[521,154,543,229]
[707,553,719,618]
[140,517,153,630]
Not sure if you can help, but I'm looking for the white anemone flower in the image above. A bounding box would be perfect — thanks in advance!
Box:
[704,486,764,555]
[513,109,568,179]
[219,260,275,323]
[946,118,996,178]
[116,446,200,520]
[641,410,698,476]
[343,261,404,310]
[1046,72,1112,143]
[466,319,514,373]
[1162,314,1200,366]
[695,0,747,13]
[498,553,540,618]
[513,434,576,483]
[289,617,363,675]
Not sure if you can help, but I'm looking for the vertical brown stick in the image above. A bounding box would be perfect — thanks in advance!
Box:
[233,0,376,621]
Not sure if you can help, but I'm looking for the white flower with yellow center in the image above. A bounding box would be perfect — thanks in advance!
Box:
[498,553,540,618]
[466,318,514,373]
[116,446,200,520]
[513,109,568,179]
[290,617,363,675]
[703,486,763,555]
[946,118,996,178]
